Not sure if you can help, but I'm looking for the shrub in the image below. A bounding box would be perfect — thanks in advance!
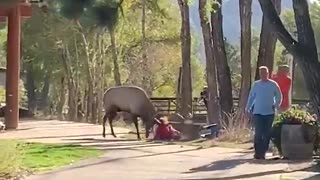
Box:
[217,112,253,143]
[271,108,320,155]
[0,140,23,179]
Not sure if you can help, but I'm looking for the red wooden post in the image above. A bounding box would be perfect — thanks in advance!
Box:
[5,6,21,129]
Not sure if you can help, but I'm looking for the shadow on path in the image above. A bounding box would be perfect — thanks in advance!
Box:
[14,133,127,140]
[183,155,319,180]
[185,170,291,180]
[37,146,201,177]
[185,154,297,173]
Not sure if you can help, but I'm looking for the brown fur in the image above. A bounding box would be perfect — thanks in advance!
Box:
[102,86,157,140]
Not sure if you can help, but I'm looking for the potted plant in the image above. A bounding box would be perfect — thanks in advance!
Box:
[271,108,320,160]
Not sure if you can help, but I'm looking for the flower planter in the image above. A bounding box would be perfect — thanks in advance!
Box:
[281,124,315,160]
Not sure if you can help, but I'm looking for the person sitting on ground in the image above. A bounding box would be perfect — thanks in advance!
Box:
[153,116,181,141]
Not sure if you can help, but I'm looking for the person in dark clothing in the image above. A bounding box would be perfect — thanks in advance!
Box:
[200,86,208,109]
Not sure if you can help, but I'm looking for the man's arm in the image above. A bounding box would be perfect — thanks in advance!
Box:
[274,82,283,109]
[245,83,256,112]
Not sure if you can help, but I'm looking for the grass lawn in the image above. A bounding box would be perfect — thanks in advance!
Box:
[0,140,102,179]
[21,142,102,172]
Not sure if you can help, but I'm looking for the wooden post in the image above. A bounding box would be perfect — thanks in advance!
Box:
[5,6,21,129]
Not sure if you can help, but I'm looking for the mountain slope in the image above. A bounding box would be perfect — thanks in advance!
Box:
[189,0,295,44]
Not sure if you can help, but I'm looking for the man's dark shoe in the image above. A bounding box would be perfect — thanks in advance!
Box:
[254,154,265,159]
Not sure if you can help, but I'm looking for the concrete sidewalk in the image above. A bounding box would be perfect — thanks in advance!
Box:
[0,119,130,144]
[1,119,319,180]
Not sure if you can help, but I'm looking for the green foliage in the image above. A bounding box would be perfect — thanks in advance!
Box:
[58,0,93,20]
[0,140,23,179]
[190,33,205,97]
[0,82,27,107]
[225,40,241,95]
[21,142,101,172]
[271,108,320,155]
[0,87,4,103]
[0,28,7,66]
[0,140,102,178]
[90,1,122,30]
[17,0,207,119]
[58,0,124,32]
[274,108,317,126]
[19,0,200,113]
[19,80,28,107]
[191,56,205,97]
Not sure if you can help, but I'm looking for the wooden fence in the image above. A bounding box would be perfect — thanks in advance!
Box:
[150,97,310,115]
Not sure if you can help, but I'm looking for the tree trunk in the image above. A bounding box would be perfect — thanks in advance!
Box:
[199,0,220,124]
[238,0,252,124]
[177,0,193,119]
[78,28,94,122]
[141,0,152,95]
[292,0,320,116]
[91,93,97,123]
[97,37,105,124]
[60,45,78,121]
[110,29,121,86]
[39,74,50,110]
[57,77,66,119]
[257,0,320,117]
[68,81,78,121]
[25,64,36,113]
[255,0,281,80]
[211,0,233,117]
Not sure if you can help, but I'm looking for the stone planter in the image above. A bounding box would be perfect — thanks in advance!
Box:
[281,124,315,160]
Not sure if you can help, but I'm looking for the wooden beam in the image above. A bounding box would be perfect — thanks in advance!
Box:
[0,4,32,17]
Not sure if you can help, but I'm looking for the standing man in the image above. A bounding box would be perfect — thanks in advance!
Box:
[246,66,282,159]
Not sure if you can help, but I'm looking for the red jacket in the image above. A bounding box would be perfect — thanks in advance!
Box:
[272,74,292,109]
[154,124,178,140]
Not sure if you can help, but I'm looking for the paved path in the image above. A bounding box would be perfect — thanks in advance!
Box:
[1,119,319,180]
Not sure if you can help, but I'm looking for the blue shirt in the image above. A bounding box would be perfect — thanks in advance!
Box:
[245,79,282,115]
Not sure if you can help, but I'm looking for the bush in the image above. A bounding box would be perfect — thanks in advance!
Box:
[217,112,253,143]
[0,140,23,179]
[271,108,320,155]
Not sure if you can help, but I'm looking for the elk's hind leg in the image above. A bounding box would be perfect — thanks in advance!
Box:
[132,115,141,140]
[102,112,108,138]
[109,111,118,138]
